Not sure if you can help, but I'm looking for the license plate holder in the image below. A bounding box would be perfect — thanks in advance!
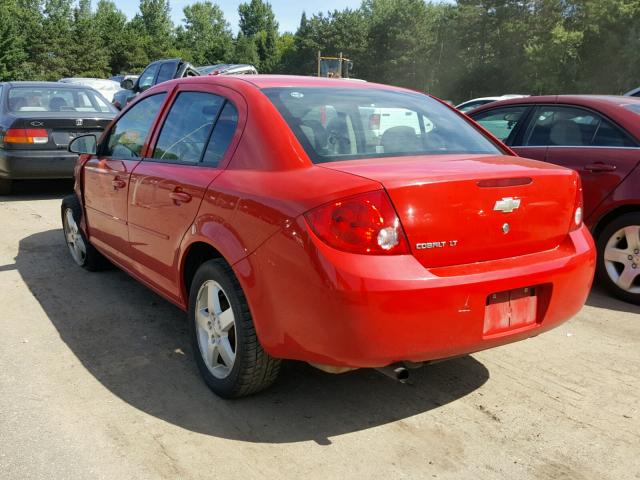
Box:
[484,287,537,336]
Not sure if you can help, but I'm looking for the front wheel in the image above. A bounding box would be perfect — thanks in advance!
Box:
[597,212,640,305]
[189,259,280,398]
[61,195,110,271]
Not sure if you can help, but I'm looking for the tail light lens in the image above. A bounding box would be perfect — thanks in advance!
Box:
[304,190,410,255]
[4,128,48,145]
[369,114,381,130]
[571,175,584,230]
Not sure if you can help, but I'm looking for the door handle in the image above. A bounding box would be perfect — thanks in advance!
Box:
[112,179,127,190]
[169,190,192,204]
[585,163,616,172]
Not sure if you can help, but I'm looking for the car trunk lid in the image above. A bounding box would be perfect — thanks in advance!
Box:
[322,154,579,268]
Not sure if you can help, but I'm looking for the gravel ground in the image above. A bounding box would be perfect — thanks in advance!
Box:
[1,181,638,480]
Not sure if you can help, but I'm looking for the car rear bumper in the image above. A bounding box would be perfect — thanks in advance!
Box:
[238,222,596,368]
[0,149,78,180]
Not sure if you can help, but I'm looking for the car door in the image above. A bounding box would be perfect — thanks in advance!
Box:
[521,105,640,220]
[470,105,546,159]
[83,92,167,266]
[127,86,240,301]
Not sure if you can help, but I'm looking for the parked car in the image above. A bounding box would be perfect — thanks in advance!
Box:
[59,78,123,103]
[112,59,199,109]
[62,75,595,398]
[109,74,139,85]
[456,94,528,113]
[469,95,640,304]
[197,64,258,76]
[0,81,117,194]
[624,87,640,97]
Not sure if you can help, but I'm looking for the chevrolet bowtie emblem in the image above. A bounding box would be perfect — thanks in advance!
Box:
[494,197,521,213]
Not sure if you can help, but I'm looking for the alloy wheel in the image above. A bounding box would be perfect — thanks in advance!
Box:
[604,225,640,294]
[195,280,237,379]
[63,208,87,266]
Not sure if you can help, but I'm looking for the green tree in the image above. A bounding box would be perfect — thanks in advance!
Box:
[0,0,27,81]
[232,31,259,65]
[71,0,110,77]
[136,0,175,60]
[238,0,279,72]
[176,1,233,65]
[39,0,74,79]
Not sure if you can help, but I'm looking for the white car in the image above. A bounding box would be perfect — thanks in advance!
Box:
[456,95,529,113]
[58,78,123,103]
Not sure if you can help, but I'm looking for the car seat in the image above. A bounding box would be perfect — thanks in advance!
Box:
[49,97,68,112]
[549,119,583,146]
[381,126,421,153]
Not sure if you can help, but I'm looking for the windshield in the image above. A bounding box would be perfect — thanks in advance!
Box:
[8,86,115,113]
[264,87,501,163]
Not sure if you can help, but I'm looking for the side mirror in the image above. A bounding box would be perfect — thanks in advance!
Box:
[69,134,97,155]
[120,78,134,90]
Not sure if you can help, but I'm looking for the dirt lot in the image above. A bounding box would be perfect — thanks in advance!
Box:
[0,181,639,480]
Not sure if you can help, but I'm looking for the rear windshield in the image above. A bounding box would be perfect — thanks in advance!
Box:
[7,86,115,113]
[264,87,501,163]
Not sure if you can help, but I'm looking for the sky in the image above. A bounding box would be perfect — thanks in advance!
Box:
[112,0,363,34]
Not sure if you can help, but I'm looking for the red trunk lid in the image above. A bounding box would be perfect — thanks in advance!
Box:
[322,154,579,268]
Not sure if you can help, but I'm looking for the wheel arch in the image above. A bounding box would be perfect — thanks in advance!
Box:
[180,241,227,305]
[592,204,640,241]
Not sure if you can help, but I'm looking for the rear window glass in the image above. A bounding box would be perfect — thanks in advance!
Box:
[263,87,501,163]
[8,86,114,113]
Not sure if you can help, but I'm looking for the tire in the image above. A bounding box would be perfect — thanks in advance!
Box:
[189,259,281,398]
[596,212,640,305]
[0,179,12,195]
[61,194,111,271]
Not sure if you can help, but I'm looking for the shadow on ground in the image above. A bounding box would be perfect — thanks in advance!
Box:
[585,284,640,315]
[1,179,74,201]
[15,228,490,444]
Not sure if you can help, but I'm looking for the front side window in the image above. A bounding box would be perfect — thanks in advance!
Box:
[7,87,115,113]
[103,93,166,158]
[524,106,636,147]
[264,88,501,163]
[138,63,160,91]
[152,92,225,163]
[472,106,529,143]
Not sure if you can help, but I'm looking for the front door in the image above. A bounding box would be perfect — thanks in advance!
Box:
[127,88,240,301]
[83,93,167,265]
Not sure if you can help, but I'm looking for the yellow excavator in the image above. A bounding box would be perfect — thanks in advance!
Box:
[317,51,353,79]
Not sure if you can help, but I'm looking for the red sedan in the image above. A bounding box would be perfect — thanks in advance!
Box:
[62,76,595,398]
[470,96,640,304]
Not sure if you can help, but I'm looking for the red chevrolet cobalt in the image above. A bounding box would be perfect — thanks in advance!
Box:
[62,76,595,398]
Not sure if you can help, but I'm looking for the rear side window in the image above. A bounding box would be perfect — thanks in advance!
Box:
[152,92,225,163]
[264,87,500,164]
[156,62,178,85]
[138,63,159,91]
[524,106,636,148]
[203,102,238,166]
[472,106,529,143]
[103,93,166,158]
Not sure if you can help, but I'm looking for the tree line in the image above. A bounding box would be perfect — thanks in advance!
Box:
[1,0,639,102]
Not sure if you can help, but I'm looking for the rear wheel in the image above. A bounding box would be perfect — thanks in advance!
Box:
[61,195,110,271]
[597,212,640,305]
[189,259,280,398]
[0,179,12,195]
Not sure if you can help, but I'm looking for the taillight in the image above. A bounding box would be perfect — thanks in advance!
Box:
[304,190,410,255]
[571,175,584,230]
[369,113,381,130]
[4,128,48,145]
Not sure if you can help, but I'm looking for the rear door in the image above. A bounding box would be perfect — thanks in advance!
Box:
[521,105,640,220]
[127,85,241,301]
[83,93,167,266]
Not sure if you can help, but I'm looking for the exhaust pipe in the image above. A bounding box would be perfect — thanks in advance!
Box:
[375,364,410,383]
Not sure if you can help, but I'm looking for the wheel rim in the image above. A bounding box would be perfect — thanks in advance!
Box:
[604,225,640,294]
[195,280,237,379]
[63,208,86,266]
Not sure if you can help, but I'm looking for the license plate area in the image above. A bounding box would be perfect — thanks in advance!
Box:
[484,286,538,337]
